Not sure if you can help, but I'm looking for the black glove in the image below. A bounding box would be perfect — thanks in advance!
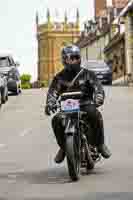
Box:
[45,104,51,116]
[95,93,104,107]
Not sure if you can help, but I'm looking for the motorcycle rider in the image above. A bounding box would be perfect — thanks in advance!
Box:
[45,44,111,163]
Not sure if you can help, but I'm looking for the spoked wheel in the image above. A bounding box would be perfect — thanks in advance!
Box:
[85,143,95,173]
[66,135,80,181]
[86,159,94,171]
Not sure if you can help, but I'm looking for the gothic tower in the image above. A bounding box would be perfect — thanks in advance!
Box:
[36,9,80,84]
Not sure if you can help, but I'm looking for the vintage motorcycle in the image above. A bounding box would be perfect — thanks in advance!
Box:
[48,91,101,181]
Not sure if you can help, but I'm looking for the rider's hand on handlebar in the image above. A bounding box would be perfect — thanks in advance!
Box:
[45,103,57,116]
[45,104,51,116]
[94,93,104,107]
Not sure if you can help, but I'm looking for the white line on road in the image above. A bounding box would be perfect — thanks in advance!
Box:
[19,128,33,137]
[0,144,7,148]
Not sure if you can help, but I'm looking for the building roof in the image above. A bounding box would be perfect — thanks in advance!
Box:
[113,0,133,24]
[76,25,110,48]
[104,33,125,53]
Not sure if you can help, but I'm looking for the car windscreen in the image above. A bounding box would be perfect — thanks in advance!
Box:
[0,57,9,67]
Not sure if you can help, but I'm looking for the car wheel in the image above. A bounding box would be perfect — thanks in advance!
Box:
[15,87,19,96]
[18,85,22,94]
[6,89,8,101]
[0,91,2,108]
[107,81,112,85]
[1,87,7,104]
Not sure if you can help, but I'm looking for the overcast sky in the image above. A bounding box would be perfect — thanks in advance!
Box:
[0,0,112,81]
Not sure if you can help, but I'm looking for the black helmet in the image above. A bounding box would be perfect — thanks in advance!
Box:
[61,45,81,66]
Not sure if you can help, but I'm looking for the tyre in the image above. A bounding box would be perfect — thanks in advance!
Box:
[1,87,8,104]
[6,92,8,101]
[86,160,94,170]
[85,145,95,172]
[66,135,80,181]
[15,87,19,96]
[0,91,2,108]
[106,80,112,85]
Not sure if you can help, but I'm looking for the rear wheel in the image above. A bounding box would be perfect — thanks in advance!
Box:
[86,160,94,170]
[85,144,95,172]
[66,135,80,181]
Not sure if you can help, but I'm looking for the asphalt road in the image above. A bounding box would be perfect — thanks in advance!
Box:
[0,87,133,199]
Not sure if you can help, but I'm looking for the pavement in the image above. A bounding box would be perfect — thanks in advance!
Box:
[0,87,132,199]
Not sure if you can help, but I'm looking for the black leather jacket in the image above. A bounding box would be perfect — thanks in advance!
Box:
[46,67,105,107]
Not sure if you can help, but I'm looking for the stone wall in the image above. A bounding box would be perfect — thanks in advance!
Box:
[104,35,126,80]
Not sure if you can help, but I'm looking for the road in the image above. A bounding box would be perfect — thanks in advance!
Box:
[0,87,133,199]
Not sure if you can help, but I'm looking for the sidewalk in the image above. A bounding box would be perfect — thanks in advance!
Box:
[112,76,128,86]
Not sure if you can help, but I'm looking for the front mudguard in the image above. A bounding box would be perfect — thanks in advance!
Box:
[64,116,79,159]
[64,117,76,136]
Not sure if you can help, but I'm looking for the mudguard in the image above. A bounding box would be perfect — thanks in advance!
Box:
[64,118,76,136]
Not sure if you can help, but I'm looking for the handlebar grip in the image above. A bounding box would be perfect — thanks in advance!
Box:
[80,101,95,106]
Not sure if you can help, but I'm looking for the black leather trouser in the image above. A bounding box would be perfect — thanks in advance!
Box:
[51,105,104,150]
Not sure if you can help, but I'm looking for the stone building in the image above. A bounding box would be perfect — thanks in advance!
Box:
[104,34,126,80]
[76,25,110,62]
[104,0,133,82]
[36,9,80,84]
[94,0,107,18]
[112,0,129,8]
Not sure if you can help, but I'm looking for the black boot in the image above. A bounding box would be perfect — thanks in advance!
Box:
[52,114,66,164]
[98,144,111,159]
[54,148,65,164]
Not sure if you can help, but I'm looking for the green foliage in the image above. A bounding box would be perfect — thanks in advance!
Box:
[40,80,49,88]
[20,74,32,84]
[20,74,32,89]
[21,83,31,89]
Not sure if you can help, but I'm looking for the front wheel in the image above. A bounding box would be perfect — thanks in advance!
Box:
[66,135,80,181]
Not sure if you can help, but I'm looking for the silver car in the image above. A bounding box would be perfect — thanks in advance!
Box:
[0,74,8,106]
[0,54,21,95]
[83,60,112,85]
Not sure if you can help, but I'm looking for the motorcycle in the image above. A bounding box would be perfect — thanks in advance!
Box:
[48,91,101,181]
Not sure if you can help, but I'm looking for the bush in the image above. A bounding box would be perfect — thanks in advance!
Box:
[40,80,49,88]
[21,83,31,89]
[20,74,32,84]
[20,74,32,89]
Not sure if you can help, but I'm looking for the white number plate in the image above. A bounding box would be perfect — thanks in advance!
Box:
[61,99,80,112]
[97,75,103,79]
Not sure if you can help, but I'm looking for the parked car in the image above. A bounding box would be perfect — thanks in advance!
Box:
[83,60,112,85]
[0,54,21,95]
[0,74,8,106]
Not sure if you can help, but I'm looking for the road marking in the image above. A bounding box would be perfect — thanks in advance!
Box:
[19,128,32,137]
[0,144,7,148]
[7,174,17,179]
[7,174,17,183]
